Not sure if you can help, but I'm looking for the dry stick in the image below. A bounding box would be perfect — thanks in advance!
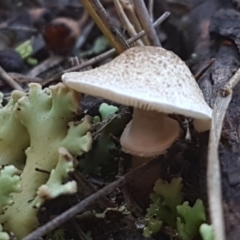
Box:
[0,26,37,33]
[23,157,161,240]
[207,68,240,240]
[113,0,143,46]
[27,55,64,78]
[8,73,43,83]
[121,0,150,46]
[195,58,215,81]
[42,12,170,87]
[0,66,23,91]
[73,171,116,209]
[81,0,129,53]
[75,21,95,50]
[148,0,154,21]
[132,0,161,47]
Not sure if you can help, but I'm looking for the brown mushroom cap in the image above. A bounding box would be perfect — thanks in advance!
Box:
[62,46,212,131]
[43,17,80,55]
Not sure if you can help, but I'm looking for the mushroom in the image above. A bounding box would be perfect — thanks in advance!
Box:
[62,46,212,167]
[43,17,80,55]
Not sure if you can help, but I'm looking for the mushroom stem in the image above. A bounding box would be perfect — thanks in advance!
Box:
[131,155,153,169]
[121,108,181,164]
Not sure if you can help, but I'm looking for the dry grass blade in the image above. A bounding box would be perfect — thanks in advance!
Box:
[207,68,240,240]
[0,65,23,91]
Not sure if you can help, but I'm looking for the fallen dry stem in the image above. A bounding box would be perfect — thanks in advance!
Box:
[81,0,129,53]
[73,171,116,209]
[195,58,215,81]
[23,157,161,240]
[207,68,240,240]
[132,0,161,46]
[0,26,37,33]
[8,73,43,83]
[0,65,23,90]
[27,55,64,78]
[42,11,170,87]
[121,0,150,45]
[148,0,154,21]
[113,0,143,46]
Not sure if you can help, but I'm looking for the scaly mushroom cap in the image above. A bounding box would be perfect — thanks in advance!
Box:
[62,46,212,131]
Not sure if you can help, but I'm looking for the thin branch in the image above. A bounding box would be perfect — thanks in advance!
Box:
[75,21,95,50]
[73,171,116,209]
[121,0,150,46]
[113,0,143,46]
[195,58,215,81]
[81,0,129,53]
[8,73,43,83]
[148,0,154,21]
[207,68,240,240]
[0,66,23,91]
[23,158,161,240]
[27,55,64,78]
[132,0,161,46]
[42,12,170,87]
[0,26,37,33]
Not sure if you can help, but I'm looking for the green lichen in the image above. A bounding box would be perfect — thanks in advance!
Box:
[33,147,78,208]
[0,224,10,240]
[144,178,212,240]
[0,90,29,169]
[144,177,183,236]
[2,83,92,239]
[0,165,21,240]
[199,223,214,240]
[80,103,125,176]
[177,199,206,240]
[0,165,21,212]
[99,103,118,120]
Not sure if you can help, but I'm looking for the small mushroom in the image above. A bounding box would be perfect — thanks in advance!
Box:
[43,17,80,55]
[62,46,212,167]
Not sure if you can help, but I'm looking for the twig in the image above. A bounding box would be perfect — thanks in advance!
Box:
[132,0,161,47]
[0,66,23,91]
[73,171,116,209]
[113,0,143,46]
[207,68,240,240]
[27,55,64,78]
[23,157,161,240]
[8,73,43,83]
[81,0,129,53]
[194,58,215,81]
[75,21,95,50]
[148,0,154,21]
[0,26,37,33]
[42,12,170,87]
[121,0,150,46]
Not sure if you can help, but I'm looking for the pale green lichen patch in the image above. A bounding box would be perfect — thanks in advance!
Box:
[2,83,92,239]
[0,224,10,240]
[33,147,77,208]
[0,165,21,212]
[0,90,29,169]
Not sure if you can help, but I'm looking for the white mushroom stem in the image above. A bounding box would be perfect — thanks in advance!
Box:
[120,108,181,167]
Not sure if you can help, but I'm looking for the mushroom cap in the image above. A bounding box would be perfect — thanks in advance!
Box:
[62,46,212,131]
